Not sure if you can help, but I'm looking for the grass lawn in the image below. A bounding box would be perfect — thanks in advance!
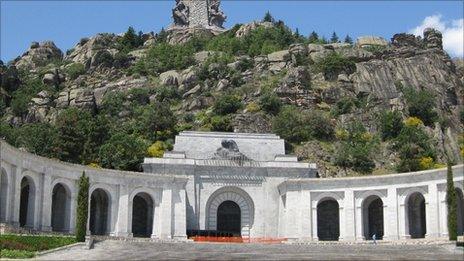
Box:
[0,234,77,259]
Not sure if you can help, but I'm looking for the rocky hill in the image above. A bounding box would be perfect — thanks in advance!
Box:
[1,20,463,177]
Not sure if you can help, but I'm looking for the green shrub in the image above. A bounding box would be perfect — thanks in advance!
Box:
[305,110,335,140]
[0,249,35,259]
[211,115,233,132]
[394,123,436,172]
[101,91,125,117]
[76,172,89,242]
[54,108,110,164]
[136,42,195,75]
[315,52,355,81]
[93,50,113,68]
[99,133,148,171]
[66,63,86,80]
[403,87,438,126]
[331,97,356,116]
[117,26,143,53]
[272,106,311,143]
[16,123,59,158]
[378,110,404,140]
[334,121,379,174]
[113,52,130,69]
[154,86,180,102]
[0,235,77,252]
[136,102,177,141]
[259,93,282,115]
[213,94,243,115]
[10,90,30,117]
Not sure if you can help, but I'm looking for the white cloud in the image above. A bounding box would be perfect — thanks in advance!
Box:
[409,14,463,57]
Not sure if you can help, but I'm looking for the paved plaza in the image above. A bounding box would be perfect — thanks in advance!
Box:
[36,240,464,260]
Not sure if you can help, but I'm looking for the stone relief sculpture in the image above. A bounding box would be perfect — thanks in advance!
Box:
[208,0,226,28]
[213,139,251,162]
[172,0,189,27]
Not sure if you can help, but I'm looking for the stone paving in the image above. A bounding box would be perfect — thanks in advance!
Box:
[36,240,464,260]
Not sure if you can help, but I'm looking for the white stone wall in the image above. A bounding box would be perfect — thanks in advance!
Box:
[278,165,464,241]
[0,140,188,239]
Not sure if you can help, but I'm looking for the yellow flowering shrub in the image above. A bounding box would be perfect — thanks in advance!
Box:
[147,141,166,158]
[246,102,260,113]
[335,129,348,140]
[88,163,102,169]
[404,117,423,127]
[419,156,434,170]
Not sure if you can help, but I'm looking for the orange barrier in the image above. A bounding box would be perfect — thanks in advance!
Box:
[190,236,288,244]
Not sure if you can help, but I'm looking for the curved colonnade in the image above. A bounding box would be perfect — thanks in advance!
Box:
[1,140,463,241]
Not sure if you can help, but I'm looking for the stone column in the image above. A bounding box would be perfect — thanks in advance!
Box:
[11,165,21,227]
[355,204,364,241]
[284,190,301,240]
[68,181,77,234]
[6,164,16,224]
[173,185,187,240]
[40,173,53,231]
[311,203,318,241]
[114,185,131,237]
[159,187,173,239]
[33,172,44,230]
[398,194,410,239]
[426,183,440,238]
[300,190,312,241]
[383,187,399,240]
[342,189,355,241]
[438,185,448,237]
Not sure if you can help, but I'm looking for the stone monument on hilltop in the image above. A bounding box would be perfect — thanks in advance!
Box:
[171,0,226,30]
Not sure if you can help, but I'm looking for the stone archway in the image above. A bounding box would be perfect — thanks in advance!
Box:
[317,198,340,241]
[456,188,464,236]
[19,176,36,228]
[0,168,8,222]
[51,183,71,232]
[362,195,384,240]
[131,192,154,238]
[206,187,254,237]
[89,188,110,235]
[407,192,426,238]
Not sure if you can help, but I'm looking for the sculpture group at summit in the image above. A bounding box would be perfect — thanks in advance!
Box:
[0,0,464,243]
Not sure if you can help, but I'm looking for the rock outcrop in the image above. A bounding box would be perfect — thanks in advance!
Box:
[14,41,63,70]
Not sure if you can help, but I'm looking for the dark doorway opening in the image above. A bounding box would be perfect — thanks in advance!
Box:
[317,199,340,241]
[363,196,384,240]
[90,189,110,235]
[408,192,426,238]
[132,193,153,238]
[217,201,241,236]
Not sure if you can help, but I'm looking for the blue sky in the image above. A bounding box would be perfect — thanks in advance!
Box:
[1,0,463,62]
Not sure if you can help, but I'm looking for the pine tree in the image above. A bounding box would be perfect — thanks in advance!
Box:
[344,34,353,44]
[446,162,458,240]
[308,31,319,43]
[330,32,339,43]
[76,171,90,242]
[263,11,275,23]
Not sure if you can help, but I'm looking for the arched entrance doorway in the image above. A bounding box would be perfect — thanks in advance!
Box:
[206,187,254,238]
[131,192,153,238]
[19,176,35,228]
[0,169,8,222]
[317,199,340,241]
[217,201,241,236]
[363,195,384,240]
[51,183,71,232]
[456,188,464,236]
[407,192,426,238]
[89,189,110,235]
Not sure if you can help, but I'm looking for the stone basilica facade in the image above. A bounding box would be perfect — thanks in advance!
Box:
[0,131,463,242]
